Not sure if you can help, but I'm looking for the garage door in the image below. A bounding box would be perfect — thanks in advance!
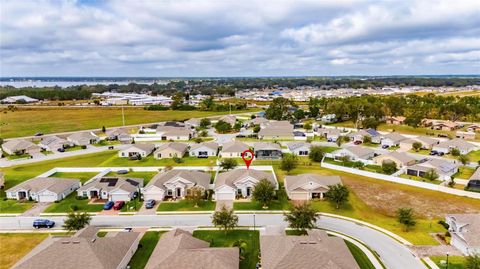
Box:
[216,192,235,201]
[110,193,131,202]
[288,192,309,201]
[143,193,164,201]
[38,193,57,202]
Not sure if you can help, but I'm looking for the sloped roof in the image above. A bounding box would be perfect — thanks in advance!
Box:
[146,170,211,190]
[341,146,375,159]
[470,167,480,180]
[287,142,311,151]
[215,168,276,189]
[260,230,360,269]
[437,138,476,151]
[408,158,458,174]
[156,125,192,136]
[254,142,281,151]
[39,136,68,147]
[124,143,156,153]
[68,132,98,141]
[2,139,38,152]
[221,141,249,153]
[383,132,407,143]
[446,214,480,247]
[375,151,416,165]
[78,177,143,193]
[144,229,238,269]
[6,177,79,195]
[190,141,219,151]
[285,174,342,192]
[154,142,188,153]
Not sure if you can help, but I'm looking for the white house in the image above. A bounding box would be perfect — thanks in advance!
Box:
[286,142,311,156]
[39,136,72,152]
[285,174,342,200]
[6,177,80,202]
[77,177,143,201]
[142,170,211,201]
[67,132,99,146]
[219,141,250,158]
[446,214,480,255]
[156,125,193,140]
[214,169,278,200]
[118,143,156,158]
[189,142,219,157]
[405,158,459,181]
[1,95,38,103]
[381,133,407,147]
[2,139,41,155]
[331,146,376,162]
[432,138,477,155]
[400,136,439,150]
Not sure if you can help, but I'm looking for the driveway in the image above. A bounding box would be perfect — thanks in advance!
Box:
[21,202,51,217]
[215,200,233,211]
[138,201,160,215]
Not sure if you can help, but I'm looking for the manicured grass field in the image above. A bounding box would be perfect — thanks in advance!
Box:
[430,255,466,269]
[192,230,260,269]
[43,193,104,213]
[399,173,444,185]
[128,231,164,269]
[98,155,217,167]
[105,171,157,185]
[157,199,215,211]
[453,166,476,180]
[0,233,52,269]
[121,197,143,212]
[466,150,480,163]
[0,197,34,213]
[233,189,291,211]
[0,107,258,138]
[344,240,376,269]
[49,172,99,183]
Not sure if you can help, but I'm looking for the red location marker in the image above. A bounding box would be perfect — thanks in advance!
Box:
[241,149,254,169]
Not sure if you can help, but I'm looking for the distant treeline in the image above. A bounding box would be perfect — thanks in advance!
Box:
[0,77,479,101]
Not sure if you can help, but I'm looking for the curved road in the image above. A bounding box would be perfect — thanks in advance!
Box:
[0,214,424,269]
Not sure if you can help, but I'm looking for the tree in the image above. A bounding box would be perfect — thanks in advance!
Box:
[451,148,461,156]
[252,179,276,208]
[465,254,480,269]
[253,125,261,133]
[459,154,470,165]
[186,186,204,207]
[214,120,232,133]
[325,184,349,209]
[201,97,215,110]
[362,135,372,144]
[396,207,416,232]
[412,142,422,152]
[308,146,325,162]
[233,239,248,260]
[382,161,397,174]
[362,118,380,129]
[171,92,185,110]
[212,206,239,235]
[63,211,91,233]
[339,155,350,165]
[200,118,211,129]
[101,126,106,133]
[293,109,305,120]
[220,158,237,171]
[281,154,298,173]
[284,203,319,234]
[265,97,293,120]
[304,123,312,131]
[423,169,439,181]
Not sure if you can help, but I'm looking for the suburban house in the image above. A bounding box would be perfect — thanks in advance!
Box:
[406,159,459,181]
[381,132,407,147]
[2,139,41,155]
[286,142,311,156]
[467,124,480,133]
[214,168,278,200]
[386,116,406,125]
[67,132,99,146]
[445,214,480,255]
[184,118,201,129]
[373,151,416,168]
[118,143,156,158]
[156,125,193,140]
[284,174,342,200]
[431,121,461,131]
[144,229,238,269]
[154,142,189,159]
[349,128,382,143]
[189,141,219,157]
[317,128,341,142]
[258,121,294,140]
[456,131,476,140]
[254,142,283,159]
[468,168,480,191]
[320,114,337,123]
[39,136,72,152]
[400,136,439,150]
[332,146,376,162]
[432,138,477,155]
[218,115,237,126]
[12,226,141,269]
[260,230,360,269]
[77,177,143,201]
[219,141,250,158]
[245,117,269,127]
[6,177,80,202]
[105,128,133,144]
[142,170,210,201]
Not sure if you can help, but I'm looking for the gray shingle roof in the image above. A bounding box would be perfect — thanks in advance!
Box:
[154,142,188,153]
[215,168,276,189]
[190,141,219,151]
[78,177,143,193]
[221,141,249,153]
[285,174,342,192]
[146,170,211,190]
[6,177,79,195]
[446,214,480,247]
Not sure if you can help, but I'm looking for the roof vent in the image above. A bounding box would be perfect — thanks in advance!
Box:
[72,241,80,244]
[91,238,96,243]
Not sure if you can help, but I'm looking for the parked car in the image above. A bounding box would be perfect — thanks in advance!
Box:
[113,201,125,210]
[117,170,128,174]
[34,132,44,136]
[33,219,55,229]
[145,199,156,209]
[381,145,389,149]
[57,148,65,152]
[429,150,438,156]
[438,152,445,156]
[353,141,362,145]
[108,146,114,150]
[103,201,114,210]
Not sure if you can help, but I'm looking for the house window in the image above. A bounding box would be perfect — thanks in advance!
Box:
[299,151,308,156]
[167,190,173,196]
[82,191,87,197]
[237,189,242,195]
[158,153,161,158]
[122,152,125,157]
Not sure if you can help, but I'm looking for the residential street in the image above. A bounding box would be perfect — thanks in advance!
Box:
[0,214,425,269]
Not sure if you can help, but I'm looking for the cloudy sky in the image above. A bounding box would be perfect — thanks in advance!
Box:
[1,0,480,77]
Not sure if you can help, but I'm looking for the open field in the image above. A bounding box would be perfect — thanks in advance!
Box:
[49,172,99,183]
[0,107,258,138]
[128,231,164,269]
[192,230,260,269]
[0,233,50,269]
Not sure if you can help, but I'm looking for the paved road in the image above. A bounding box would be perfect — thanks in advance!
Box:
[0,214,425,269]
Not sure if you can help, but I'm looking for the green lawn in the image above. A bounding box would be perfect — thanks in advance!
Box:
[98,155,217,167]
[430,256,466,269]
[49,172,99,183]
[105,171,157,185]
[121,197,143,212]
[399,174,444,185]
[192,230,260,269]
[157,199,215,211]
[233,189,291,211]
[466,150,480,163]
[0,198,34,214]
[344,240,376,269]
[128,231,164,269]
[453,166,476,180]
[408,149,431,155]
[0,107,259,138]
[64,146,83,152]
[0,233,55,269]
[43,193,104,213]
[5,153,31,160]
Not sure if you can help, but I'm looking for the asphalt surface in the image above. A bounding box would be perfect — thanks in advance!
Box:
[0,214,425,269]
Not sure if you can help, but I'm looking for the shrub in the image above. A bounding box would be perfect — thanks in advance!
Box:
[70,204,79,211]
[173,157,184,163]
[438,220,450,229]
[81,145,87,149]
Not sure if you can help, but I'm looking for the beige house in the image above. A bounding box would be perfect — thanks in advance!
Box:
[77,177,143,201]
[258,121,294,140]
[6,177,80,202]
[156,125,193,140]
[218,115,237,126]
[118,143,156,158]
[260,230,360,269]
[400,136,439,150]
[2,139,41,155]
[456,131,476,140]
[386,116,406,125]
[145,229,238,269]
[67,132,99,146]
[214,168,278,200]
[13,226,141,269]
[431,121,461,131]
[154,142,188,159]
[373,151,416,168]
[219,141,249,158]
[284,174,342,200]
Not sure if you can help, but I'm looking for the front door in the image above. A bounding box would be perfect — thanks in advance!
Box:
[312,193,321,199]
[176,188,182,197]
[246,187,252,197]
[90,190,98,198]
[18,191,27,200]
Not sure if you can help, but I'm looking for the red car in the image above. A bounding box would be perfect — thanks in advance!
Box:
[354,140,362,145]
[113,201,125,210]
